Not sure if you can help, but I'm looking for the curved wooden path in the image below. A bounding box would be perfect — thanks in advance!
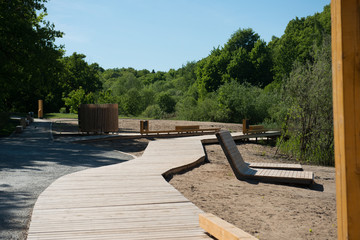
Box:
[27,136,214,239]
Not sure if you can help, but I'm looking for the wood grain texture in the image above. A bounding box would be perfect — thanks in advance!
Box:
[216,131,314,185]
[28,136,215,240]
[331,0,360,239]
[199,213,258,240]
[28,131,309,239]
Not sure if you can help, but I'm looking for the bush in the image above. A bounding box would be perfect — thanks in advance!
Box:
[175,96,197,120]
[278,38,334,166]
[157,93,176,113]
[142,104,162,119]
[216,80,271,123]
[59,107,67,113]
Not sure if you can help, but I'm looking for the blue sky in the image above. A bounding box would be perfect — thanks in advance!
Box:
[45,0,330,71]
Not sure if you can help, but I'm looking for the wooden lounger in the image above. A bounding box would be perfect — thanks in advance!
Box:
[249,162,303,170]
[216,131,314,185]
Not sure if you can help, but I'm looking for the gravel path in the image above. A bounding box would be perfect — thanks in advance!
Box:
[0,120,134,240]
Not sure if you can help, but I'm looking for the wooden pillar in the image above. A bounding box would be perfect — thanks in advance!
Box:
[331,0,360,239]
[38,100,43,119]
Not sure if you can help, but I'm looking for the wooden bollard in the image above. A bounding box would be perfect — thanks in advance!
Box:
[38,100,43,119]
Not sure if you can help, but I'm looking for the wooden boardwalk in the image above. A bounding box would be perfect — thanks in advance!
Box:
[27,136,213,239]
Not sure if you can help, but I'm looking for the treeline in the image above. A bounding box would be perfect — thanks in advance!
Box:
[0,2,333,165]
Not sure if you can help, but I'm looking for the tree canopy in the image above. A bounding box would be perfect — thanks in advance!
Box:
[0,0,63,112]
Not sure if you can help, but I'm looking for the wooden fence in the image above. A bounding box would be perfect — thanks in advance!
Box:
[78,104,118,133]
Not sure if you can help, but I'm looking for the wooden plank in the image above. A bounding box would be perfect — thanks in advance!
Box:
[199,213,258,240]
[28,136,212,239]
[331,0,360,239]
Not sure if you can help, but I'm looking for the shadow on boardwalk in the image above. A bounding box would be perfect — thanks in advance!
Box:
[0,120,133,240]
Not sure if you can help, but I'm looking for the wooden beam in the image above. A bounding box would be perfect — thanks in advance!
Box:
[331,0,360,239]
[199,213,258,240]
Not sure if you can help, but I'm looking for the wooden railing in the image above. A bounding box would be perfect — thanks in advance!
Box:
[140,120,220,135]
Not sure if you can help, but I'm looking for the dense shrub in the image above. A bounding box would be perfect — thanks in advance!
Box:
[157,93,176,114]
[278,39,334,166]
[142,104,162,119]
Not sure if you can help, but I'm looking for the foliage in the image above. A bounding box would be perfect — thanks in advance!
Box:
[59,107,67,113]
[270,5,331,81]
[196,28,273,96]
[58,53,102,95]
[43,52,103,112]
[94,90,117,104]
[215,81,276,123]
[63,87,94,113]
[175,95,218,121]
[44,113,78,119]
[121,88,142,116]
[0,0,63,112]
[157,93,176,114]
[142,105,162,119]
[278,37,333,166]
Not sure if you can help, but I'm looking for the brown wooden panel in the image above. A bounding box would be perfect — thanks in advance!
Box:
[78,104,118,133]
[331,0,360,239]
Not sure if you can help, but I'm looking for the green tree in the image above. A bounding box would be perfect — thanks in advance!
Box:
[157,93,176,114]
[225,28,260,52]
[59,52,102,96]
[63,87,94,113]
[249,40,273,86]
[226,47,253,83]
[279,37,333,166]
[122,88,142,116]
[95,90,116,104]
[196,48,230,94]
[270,4,331,80]
[196,28,273,95]
[140,88,155,112]
[0,0,63,112]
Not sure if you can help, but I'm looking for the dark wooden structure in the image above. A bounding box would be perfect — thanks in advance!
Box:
[78,104,118,133]
[331,0,360,239]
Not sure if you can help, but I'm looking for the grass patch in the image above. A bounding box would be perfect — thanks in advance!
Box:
[119,115,153,120]
[44,113,78,119]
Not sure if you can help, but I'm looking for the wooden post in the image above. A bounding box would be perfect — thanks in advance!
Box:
[140,121,144,135]
[331,0,360,239]
[38,100,43,119]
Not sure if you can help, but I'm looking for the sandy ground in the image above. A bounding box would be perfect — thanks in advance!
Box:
[53,118,337,240]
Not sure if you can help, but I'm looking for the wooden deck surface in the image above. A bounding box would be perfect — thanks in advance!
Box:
[27,136,213,240]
